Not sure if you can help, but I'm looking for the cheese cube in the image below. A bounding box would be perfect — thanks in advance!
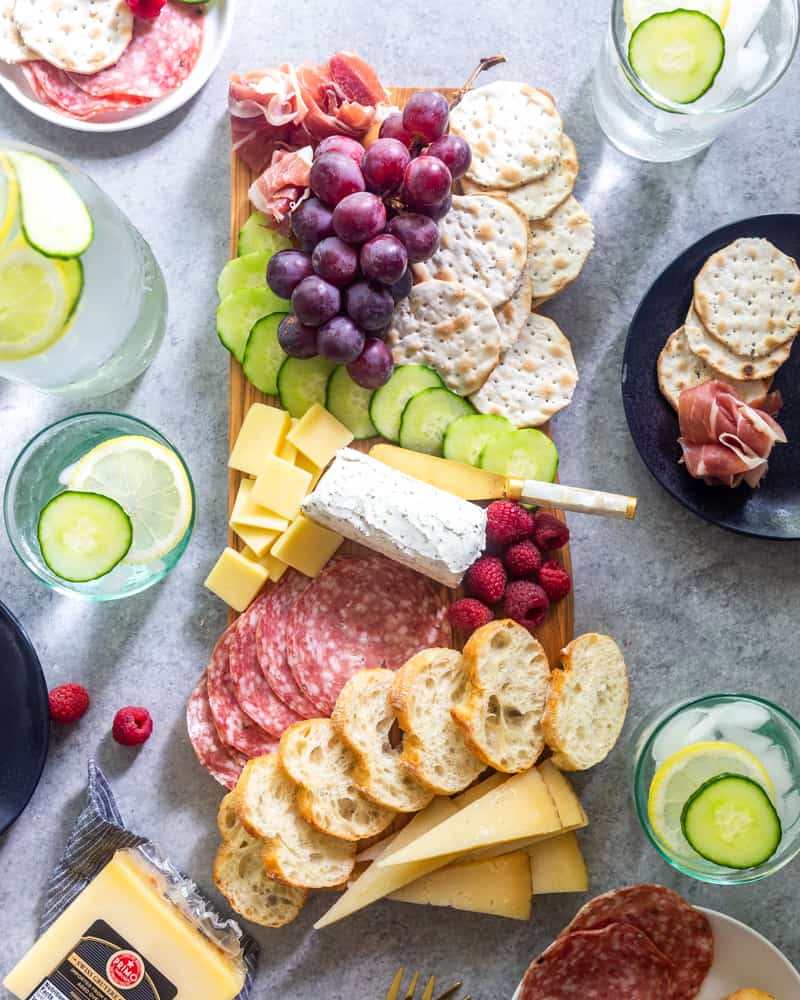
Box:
[204,547,268,611]
[295,451,323,489]
[252,455,312,521]
[242,546,289,583]
[228,404,290,476]
[286,403,353,469]
[230,479,290,532]
[278,438,298,463]
[271,514,342,578]
[529,831,589,895]
[230,523,279,557]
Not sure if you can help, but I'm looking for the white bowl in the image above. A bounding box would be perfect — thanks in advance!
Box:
[0,0,234,133]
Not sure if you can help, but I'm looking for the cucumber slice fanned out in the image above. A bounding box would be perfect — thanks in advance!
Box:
[278,355,336,418]
[242,313,288,395]
[326,366,378,440]
[369,364,444,442]
[399,387,475,456]
[38,490,132,582]
[629,10,725,104]
[237,212,293,257]
[216,287,289,362]
[443,413,513,466]
[217,250,272,299]
[480,428,559,483]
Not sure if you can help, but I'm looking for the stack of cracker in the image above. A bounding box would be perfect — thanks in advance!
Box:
[658,238,800,410]
[387,81,594,429]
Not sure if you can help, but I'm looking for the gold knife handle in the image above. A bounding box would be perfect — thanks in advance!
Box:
[512,480,637,520]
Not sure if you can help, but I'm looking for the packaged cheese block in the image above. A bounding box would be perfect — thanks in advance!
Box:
[229,403,291,476]
[529,830,589,894]
[4,849,245,1000]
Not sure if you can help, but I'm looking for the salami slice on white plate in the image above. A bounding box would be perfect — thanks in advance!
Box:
[186,673,247,791]
[286,553,451,715]
[22,61,148,120]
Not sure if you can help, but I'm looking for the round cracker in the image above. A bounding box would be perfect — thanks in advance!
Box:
[14,0,133,73]
[387,280,501,397]
[469,313,578,427]
[1,0,36,62]
[450,81,563,189]
[685,305,793,380]
[657,326,773,411]
[528,195,594,300]
[694,237,800,358]
[412,194,528,309]
[494,260,533,354]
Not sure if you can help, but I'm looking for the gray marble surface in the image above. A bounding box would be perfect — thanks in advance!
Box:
[1,2,799,997]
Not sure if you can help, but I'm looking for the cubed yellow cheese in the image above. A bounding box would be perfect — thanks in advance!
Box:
[529,831,589,895]
[278,438,298,463]
[228,404,290,476]
[242,546,289,583]
[295,451,323,489]
[538,760,589,830]
[286,403,353,469]
[389,851,532,921]
[230,479,290,532]
[204,547,268,612]
[3,850,244,1000]
[251,455,312,521]
[271,514,342,578]
[230,523,279,557]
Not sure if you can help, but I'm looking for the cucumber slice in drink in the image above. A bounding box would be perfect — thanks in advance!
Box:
[326,366,378,440]
[38,491,132,582]
[0,153,19,248]
[480,428,559,483]
[443,413,513,467]
[681,773,782,869]
[242,313,288,395]
[59,257,84,321]
[369,364,444,442]
[278,356,336,419]
[623,0,730,31]
[217,250,272,300]
[399,387,475,456]
[6,150,92,258]
[216,287,289,362]
[237,212,293,257]
[629,10,725,104]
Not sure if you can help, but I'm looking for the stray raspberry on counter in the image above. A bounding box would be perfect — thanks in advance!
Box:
[48,683,90,724]
[112,706,154,746]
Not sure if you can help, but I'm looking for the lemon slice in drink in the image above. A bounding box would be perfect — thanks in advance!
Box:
[648,741,776,855]
[624,0,731,31]
[69,436,193,565]
[0,154,19,248]
[0,243,70,361]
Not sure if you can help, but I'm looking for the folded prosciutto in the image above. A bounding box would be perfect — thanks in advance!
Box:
[677,380,787,488]
[248,147,312,230]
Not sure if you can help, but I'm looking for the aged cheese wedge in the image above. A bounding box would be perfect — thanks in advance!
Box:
[287,403,354,469]
[271,513,343,578]
[381,767,562,867]
[538,760,589,829]
[204,547,268,612]
[529,831,588,894]
[229,404,290,476]
[230,479,290,533]
[252,455,313,521]
[453,772,506,806]
[241,546,289,583]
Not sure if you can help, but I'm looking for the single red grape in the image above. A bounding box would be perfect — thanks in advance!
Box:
[387,213,440,262]
[332,191,387,244]
[266,250,314,299]
[403,155,452,207]
[388,268,413,302]
[360,234,408,285]
[345,281,395,331]
[379,111,414,148]
[310,152,365,207]
[402,90,449,143]
[291,275,341,326]
[277,315,318,358]
[347,337,394,389]
[312,236,359,287]
[426,134,472,179]
[291,197,334,249]
[315,135,365,165]
[362,138,411,195]
[317,316,366,364]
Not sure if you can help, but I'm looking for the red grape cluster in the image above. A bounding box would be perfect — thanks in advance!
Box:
[266,90,472,390]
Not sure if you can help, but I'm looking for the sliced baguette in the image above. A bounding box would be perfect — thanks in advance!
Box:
[237,753,355,888]
[217,790,240,842]
[333,669,434,813]
[542,633,629,771]
[390,648,484,795]
[452,619,550,773]
[279,718,396,841]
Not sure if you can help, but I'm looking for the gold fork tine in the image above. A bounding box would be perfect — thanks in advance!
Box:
[403,970,420,999]
[434,984,463,1000]
[386,967,404,1000]
[420,975,436,1000]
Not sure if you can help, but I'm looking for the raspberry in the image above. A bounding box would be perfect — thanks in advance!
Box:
[539,560,572,602]
[112,706,153,746]
[533,511,570,551]
[485,500,534,547]
[465,555,506,604]
[125,0,165,17]
[447,598,493,635]
[503,539,543,579]
[48,683,90,724]
[501,580,550,632]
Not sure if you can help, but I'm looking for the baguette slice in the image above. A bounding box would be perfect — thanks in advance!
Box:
[217,791,240,842]
[237,753,355,888]
[333,668,434,813]
[391,648,484,795]
[279,718,396,841]
[452,619,550,773]
[542,633,629,771]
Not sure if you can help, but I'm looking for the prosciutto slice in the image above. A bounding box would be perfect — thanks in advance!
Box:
[248,147,312,230]
[677,380,787,488]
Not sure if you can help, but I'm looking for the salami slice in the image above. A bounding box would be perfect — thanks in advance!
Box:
[186,674,247,790]
[22,62,148,120]
[229,597,303,738]
[520,923,676,1000]
[255,570,319,719]
[286,553,451,715]
[207,627,278,758]
[67,3,203,101]
[561,884,713,1000]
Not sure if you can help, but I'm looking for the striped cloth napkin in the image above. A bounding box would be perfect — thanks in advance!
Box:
[41,759,258,998]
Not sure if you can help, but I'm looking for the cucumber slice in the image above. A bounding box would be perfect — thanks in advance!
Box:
[216,287,289,363]
[443,413,513,466]
[242,312,288,395]
[217,250,271,300]
[399,387,475,456]
[480,428,559,483]
[326,366,377,440]
[278,356,336,419]
[58,257,83,322]
[6,150,93,258]
[237,212,293,257]
[369,364,444,442]
[681,773,782,869]
[629,10,725,104]
[38,490,132,582]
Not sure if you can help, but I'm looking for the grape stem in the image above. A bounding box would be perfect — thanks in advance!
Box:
[451,55,507,108]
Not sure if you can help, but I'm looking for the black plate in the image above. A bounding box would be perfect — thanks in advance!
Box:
[0,600,49,835]
[623,214,800,539]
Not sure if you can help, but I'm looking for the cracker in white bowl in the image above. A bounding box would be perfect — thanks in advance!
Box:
[528,195,594,301]
[387,280,502,396]
[693,237,800,358]
[685,305,793,381]
[1,0,36,62]
[13,0,133,73]
[449,81,563,189]
[470,313,578,427]
[412,194,528,309]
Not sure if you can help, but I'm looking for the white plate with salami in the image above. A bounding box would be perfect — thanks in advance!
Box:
[0,0,234,132]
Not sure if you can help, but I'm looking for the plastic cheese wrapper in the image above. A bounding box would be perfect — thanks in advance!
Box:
[3,761,257,1000]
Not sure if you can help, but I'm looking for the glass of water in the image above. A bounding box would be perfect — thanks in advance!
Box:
[592,0,800,162]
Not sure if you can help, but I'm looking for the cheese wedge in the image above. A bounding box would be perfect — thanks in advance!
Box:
[381,767,562,867]
[389,851,532,921]
[538,760,588,829]
[452,772,506,806]
[529,831,589,895]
